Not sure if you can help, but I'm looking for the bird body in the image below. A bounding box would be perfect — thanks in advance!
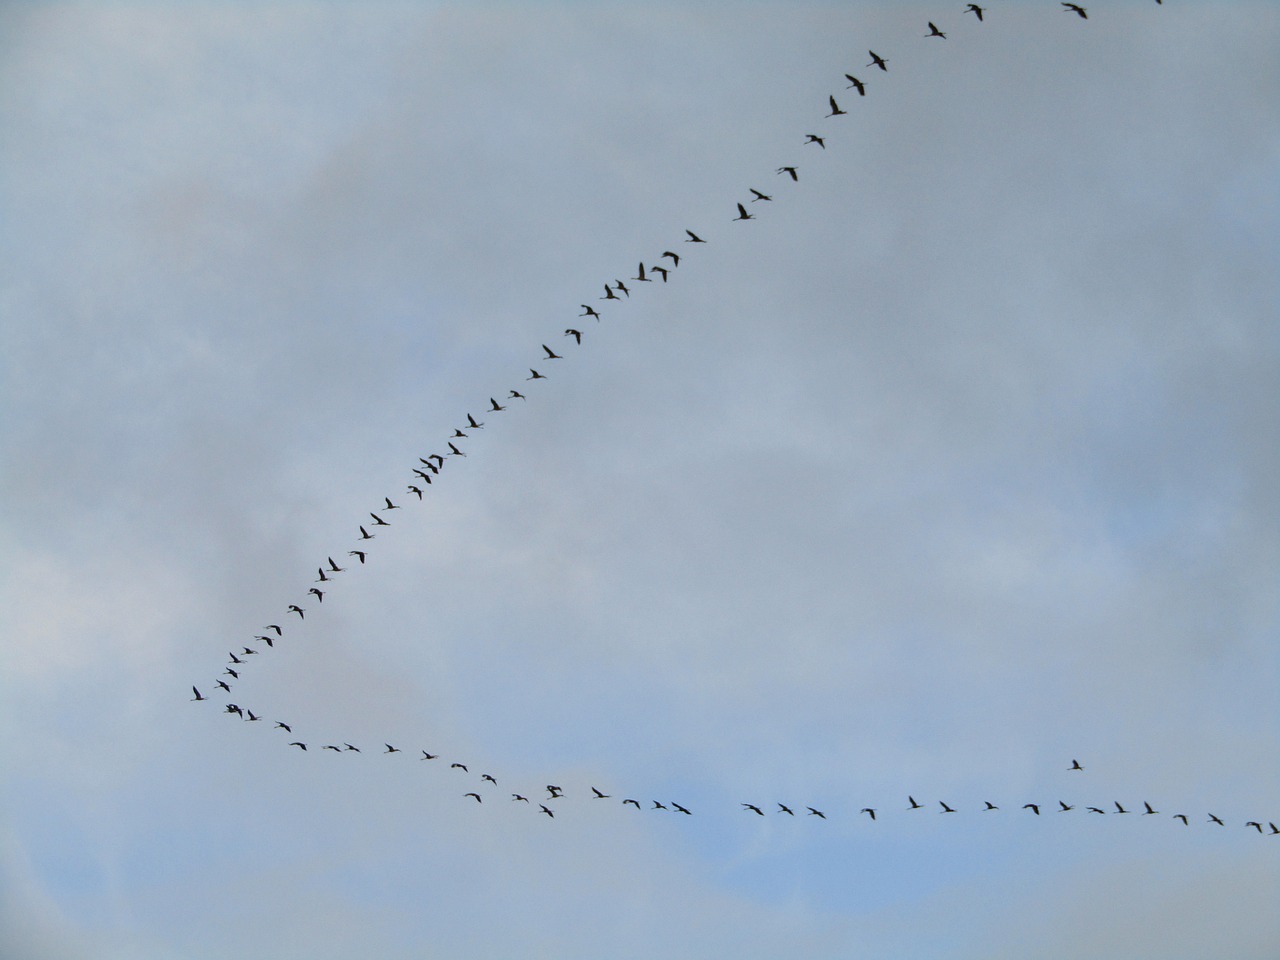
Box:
[867,51,888,71]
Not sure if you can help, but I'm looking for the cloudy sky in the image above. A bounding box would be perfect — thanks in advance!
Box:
[2,2,1277,958]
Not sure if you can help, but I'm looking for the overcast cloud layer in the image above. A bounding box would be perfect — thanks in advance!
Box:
[2,3,1277,959]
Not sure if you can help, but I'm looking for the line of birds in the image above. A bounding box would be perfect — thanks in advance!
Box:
[182,0,1249,844]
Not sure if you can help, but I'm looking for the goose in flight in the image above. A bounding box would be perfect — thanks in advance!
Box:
[623,799,641,809]
[509,390,526,400]
[939,801,955,813]
[541,344,562,360]
[1173,814,1189,825]
[275,721,291,732]
[908,796,923,810]
[307,588,323,602]
[826,95,846,116]
[778,804,795,816]
[407,485,423,499]
[465,793,482,803]
[190,686,206,701]
[526,369,546,381]
[289,604,306,618]
[600,284,620,301]
[591,787,610,799]
[370,512,390,526]
[776,166,798,181]
[1061,2,1087,18]
[652,801,668,811]
[861,808,877,820]
[489,397,507,412]
[1246,821,1263,833]
[807,807,826,818]
[1207,813,1224,825]
[1058,801,1074,812]
[253,635,274,647]
[633,262,652,282]
[1142,802,1158,815]
[1114,802,1129,814]
[382,497,399,511]
[564,329,582,345]
[316,568,330,582]
[539,805,555,818]
[580,305,600,320]
[266,624,283,636]
[225,704,243,717]
[660,250,679,266]
[466,413,484,430]
[420,751,438,760]
[925,22,946,38]
[684,229,705,243]
[749,188,772,202]
[358,526,374,540]
[384,744,401,754]
[1023,804,1041,815]
[216,680,232,693]
[327,556,344,572]
[984,802,999,811]
[1086,807,1106,815]
[546,785,563,798]
[804,134,826,149]
[512,794,529,802]
[343,743,360,752]
[613,280,631,297]
[224,668,239,679]
[228,652,243,664]
[1069,759,1084,771]
[734,203,754,221]
[451,763,468,772]
[867,51,888,71]
[844,74,866,95]
[322,745,342,752]
[742,803,764,816]
[481,774,497,785]
[245,710,262,722]
[966,4,985,21]
[650,264,668,282]
[447,443,466,457]
[289,741,307,750]
[348,550,366,563]
[672,803,692,815]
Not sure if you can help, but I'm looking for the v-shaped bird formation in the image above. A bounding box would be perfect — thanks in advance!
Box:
[188,1,1275,843]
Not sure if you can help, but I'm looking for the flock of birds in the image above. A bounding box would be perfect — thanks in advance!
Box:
[189,1,1275,841]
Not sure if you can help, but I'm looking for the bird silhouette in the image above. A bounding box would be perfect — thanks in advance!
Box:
[1173,814,1189,825]
[451,763,468,772]
[384,744,400,754]
[1142,802,1158,815]
[867,51,888,71]
[512,794,529,802]
[481,774,497,785]
[684,229,705,243]
[591,787,610,799]
[1058,801,1074,812]
[370,512,390,525]
[382,497,399,511]
[672,803,692,815]
[926,21,946,38]
[265,624,283,636]
[776,166,798,181]
[245,710,261,722]
[734,202,754,221]
[660,251,679,267]
[489,397,507,411]
[807,807,826,818]
[348,550,366,563]
[844,75,866,96]
[275,721,291,732]
[564,329,582,345]
[1062,2,1087,18]
[804,134,826,149]
[1069,759,1084,771]
[861,808,877,820]
[1114,802,1129,814]
[447,442,466,458]
[327,557,344,572]
[908,796,923,810]
[541,344,562,360]
[526,370,546,381]
[224,668,238,679]
[749,188,772,202]
[652,801,668,811]
[778,803,794,815]
[287,605,304,618]
[1024,804,1041,815]
[984,802,999,811]
[215,680,232,693]
[289,742,307,750]
[613,280,631,297]
[966,3,985,21]
[546,786,563,798]
[1086,807,1106,814]
[509,390,526,400]
[826,95,846,116]
[539,805,555,818]
[600,284,620,300]
[650,264,668,282]
[742,803,765,816]
[408,485,423,499]
[343,743,360,752]
[623,799,641,809]
[465,793,482,803]
[358,526,374,540]
[939,801,955,813]
[466,414,484,430]
[190,686,206,701]
[307,588,323,602]
[1208,813,1224,825]
[316,568,330,582]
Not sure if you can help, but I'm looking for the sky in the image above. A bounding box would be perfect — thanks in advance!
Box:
[1,1,1277,958]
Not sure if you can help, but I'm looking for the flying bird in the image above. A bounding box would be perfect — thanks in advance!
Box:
[408,485,423,499]
[804,134,826,149]
[861,808,877,820]
[652,801,668,811]
[265,624,283,636]
[307,588,323,602]
[539,805,555,818]
[1069,759,1084,771]
[776,166,798,181]
[1142,802,1158,815]
[224,668,239,679]
[253,635,274,647]
[526,369,546,381]
[275,721,291,732]
[358,526,374,540]
[1114,802,1129,814]
[926,21,946,38]
[778,804,795,816]
[1058,802,1074,812]
[370,512,389,525]
[742,803,765,816]
[1086,807,1106,814]
[343,744,360,752]
[1061,2,1087,18]
[465,793,482,803]
[623,799,641,809]
[844,74,866,95]
[245,710,261,722]
[1246,821,1263,833]
[327,556,343,572]
[512,794,529,802]
[509,390,526,400]
[225,704,243,717]
[190,686,205,701]
[541,344,562,360]
[348,550,366,563]
[447,443,465,457]
[228,652,243,664]
[939,802,955,813]
[684,229,705,243]
[649,264,668,282]
[288,605,304,618]
[807,807,826,818]
[564,329,582,344]
[633,262,652,282]
[749,188,772,202]
[613,280,631,297]
[672,803,692,815]
[466,414,484,430]
[826,95,846,116]
[1024,804,1041,815]
[215,680,232,693]
[591,787,610,799]
[323,745,342,752]
[420,751,438,760]
[546,785,563,798]
[481,775,497,785]
[382,498,399,510]
[1208,813,1224,825]
[451,763,468,772]
[384,744,400,754]
[966,4,985,21]
[489,397,507,411]
[660,251,679,267]
[984,802,999,811]
[908,796,923,810]
[316,568,330,582]
[734,202,754,221]
[289,742,307,750]
[867,51,888,71]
